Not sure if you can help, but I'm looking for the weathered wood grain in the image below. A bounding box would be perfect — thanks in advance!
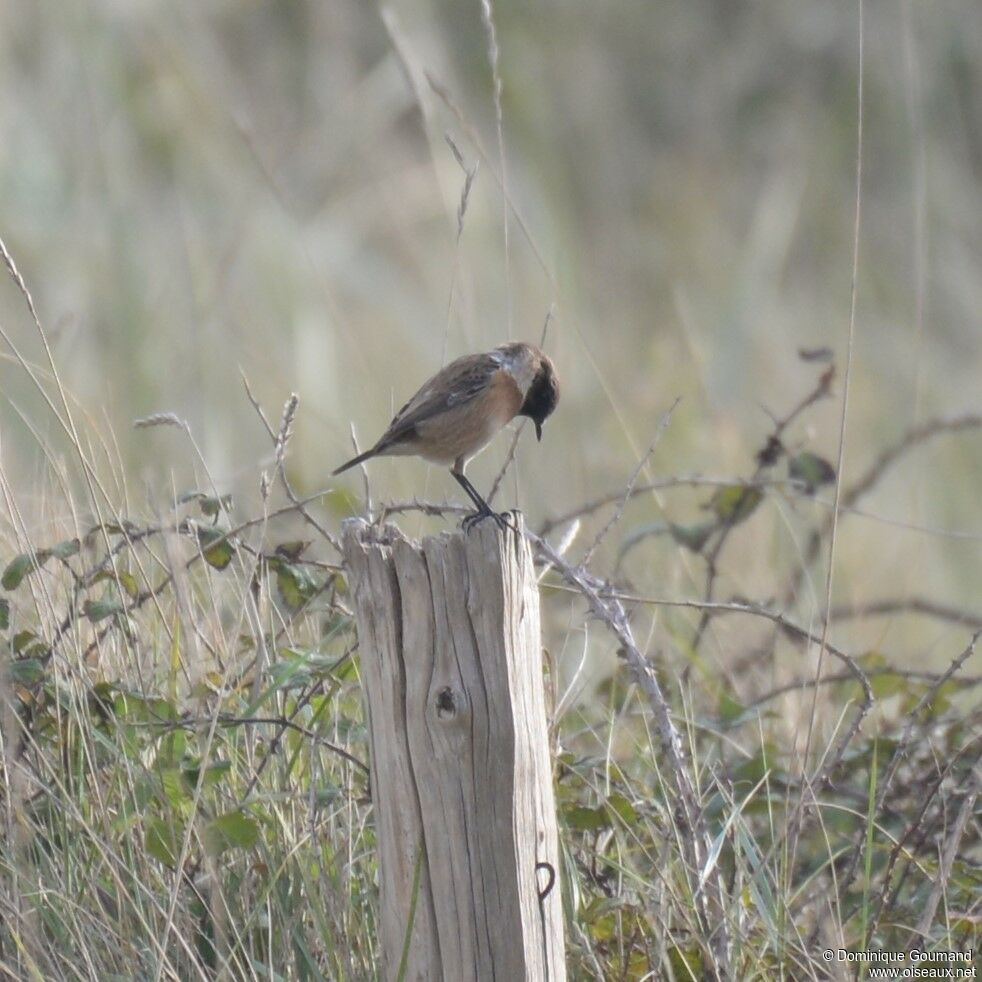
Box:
[342,515,565,981]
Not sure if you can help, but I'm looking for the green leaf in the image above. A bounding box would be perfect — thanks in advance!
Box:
[179,491,233,519]
[196,528,235,570]
[0,598,8,630]
[870,672,907,700]
[49,538,81,560]
[668,521,715,553]
[12,630,36,653]
[709,485,763,525]
[605,793,639,826]
[274,540,309,560]
[2,552,46,590]
[586,909,617,942]
[90,569,140,598]
[10,658,45,686]
[202,537,235,570]
[83,599,125,623]
[668,946,705,977]
[858,650,888,671]
[117,692,179,728]
[718,691,748,724]
[145,815,183,867]
[1,540,79,591]
[182,758,232,790]
[203,811,259,857]
[330,646,359,680]
[117,571,140,597]
[857,651,907,699]
[788,452,836,493]
[160,768,190,806]
[563,803,611,831]
[275,562,320,610]
[201,495,232,518]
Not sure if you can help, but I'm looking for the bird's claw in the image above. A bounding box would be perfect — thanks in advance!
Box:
[462,509,518,534]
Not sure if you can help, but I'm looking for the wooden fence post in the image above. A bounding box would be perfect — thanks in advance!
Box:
[342,515,565,981]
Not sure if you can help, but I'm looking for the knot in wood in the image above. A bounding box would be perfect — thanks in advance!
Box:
[434,685,460,720]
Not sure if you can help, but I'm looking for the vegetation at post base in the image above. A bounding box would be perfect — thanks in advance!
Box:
[1,355,978,979]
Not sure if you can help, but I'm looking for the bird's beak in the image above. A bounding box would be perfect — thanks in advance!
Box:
[535,421,543,441]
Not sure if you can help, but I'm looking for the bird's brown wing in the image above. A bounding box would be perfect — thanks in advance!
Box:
[374,352,500,452]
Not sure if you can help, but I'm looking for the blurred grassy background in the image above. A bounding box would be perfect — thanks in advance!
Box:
[2,0,980,667]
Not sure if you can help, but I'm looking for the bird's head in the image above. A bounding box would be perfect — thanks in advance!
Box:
[519,350,560,441]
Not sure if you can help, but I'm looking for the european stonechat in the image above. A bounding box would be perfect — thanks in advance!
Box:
[332,341,559,528]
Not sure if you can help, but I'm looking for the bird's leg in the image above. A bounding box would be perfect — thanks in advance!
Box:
[451,464,514,533]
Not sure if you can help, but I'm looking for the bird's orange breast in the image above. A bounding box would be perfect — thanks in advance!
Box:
[413,368,523,465]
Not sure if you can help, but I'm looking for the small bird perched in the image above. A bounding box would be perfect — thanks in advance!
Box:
[333,341,559,529]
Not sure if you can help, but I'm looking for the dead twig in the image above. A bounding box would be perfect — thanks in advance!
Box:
[743,667,981,713]
[242,377,340,552]
[829,597,982,631]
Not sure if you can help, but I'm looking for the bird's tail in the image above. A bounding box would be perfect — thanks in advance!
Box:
[332,447,378,476]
